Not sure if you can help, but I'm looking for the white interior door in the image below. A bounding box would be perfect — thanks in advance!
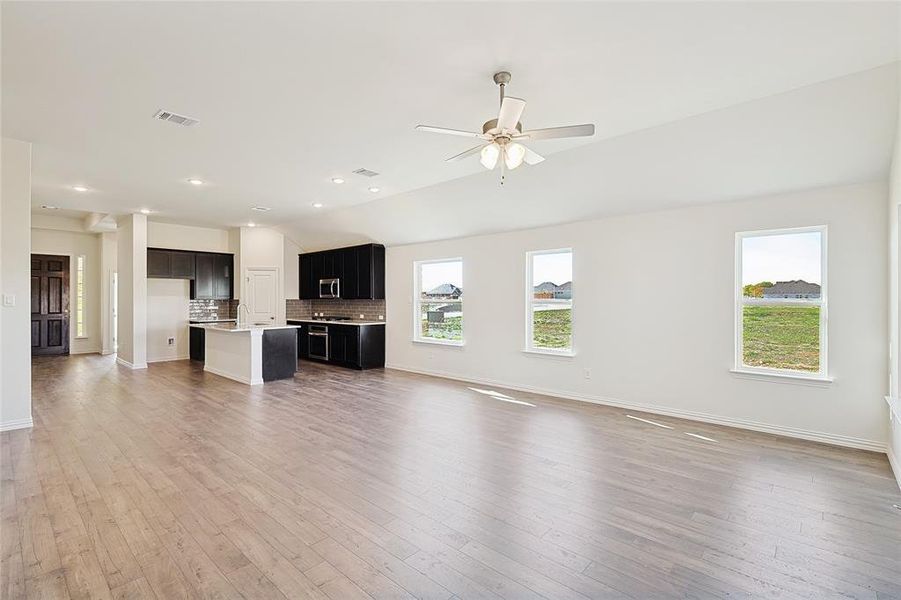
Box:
[246,268,278,324]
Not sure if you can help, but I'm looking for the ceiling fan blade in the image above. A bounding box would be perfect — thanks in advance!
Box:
[496,97,526,132]
[416,125,486,138]
[516,123,595,140]
[445,145,485,162]
[523,146,545,165]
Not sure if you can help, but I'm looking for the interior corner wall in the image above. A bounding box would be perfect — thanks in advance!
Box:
[116,214,147,368]
[1,138,33,431]
[31,227,102,354]
[386,182,888,451]
[284,237,301,300]
[887,68,901,488]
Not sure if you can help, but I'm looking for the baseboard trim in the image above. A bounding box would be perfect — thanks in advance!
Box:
[147,355,189,364]
[386,363,886,453]
[116,357,147,370]
[203,364,262,386]
[0,417,34,432]
[71,348,101,355]
[888,445,901,492]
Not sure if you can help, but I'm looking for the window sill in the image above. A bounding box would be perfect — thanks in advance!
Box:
[730,368,833,387]
[523,348,575,358]
[413,338,465,348]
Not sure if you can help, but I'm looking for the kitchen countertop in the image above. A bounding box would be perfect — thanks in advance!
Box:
[189,318,237,324]
[190,322,302,333]
[287,319,386,326]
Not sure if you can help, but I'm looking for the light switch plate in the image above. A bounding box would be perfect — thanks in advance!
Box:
[2,294,15,307]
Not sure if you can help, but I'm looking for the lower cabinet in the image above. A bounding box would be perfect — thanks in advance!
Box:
[189,327,205,361]
[289,322,384,369]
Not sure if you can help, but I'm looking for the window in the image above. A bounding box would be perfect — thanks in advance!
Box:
[75,255,86,338]
[414,258,463,344]
[735,227,827,378]
[526,249,573,354]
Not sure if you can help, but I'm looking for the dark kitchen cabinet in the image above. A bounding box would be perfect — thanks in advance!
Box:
[194,253,214,298]
[148,248,233,298]
[297,243,385,300]
[296,323,310,359]
[213,254,232,299]
[192,253,233,300]
[189,327,205,361]
[148,249,196,279]
[170,252,195,279]
[340,247,359,299]
[288,321,384,369]
[328,325,359,367]
[147,249,171,278]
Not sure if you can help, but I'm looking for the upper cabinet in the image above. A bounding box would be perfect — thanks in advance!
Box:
[298,243,385,300]
[147,248,233,300]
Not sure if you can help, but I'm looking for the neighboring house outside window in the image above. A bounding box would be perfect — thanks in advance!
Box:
[735,227,827,379]
[76,254,86,338]
[414,258,463,344]
[526,249,573,354]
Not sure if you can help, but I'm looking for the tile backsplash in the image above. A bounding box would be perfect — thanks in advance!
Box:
[286,298,386,321]
[189,299,238,321]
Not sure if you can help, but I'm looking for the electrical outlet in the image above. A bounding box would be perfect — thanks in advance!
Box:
[584,368,592,379]
[359,314,365,319]
[167,337,175,346]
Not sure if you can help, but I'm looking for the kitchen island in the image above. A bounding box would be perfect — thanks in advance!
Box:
[189,323,300,385]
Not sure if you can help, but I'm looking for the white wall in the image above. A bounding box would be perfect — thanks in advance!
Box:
[147,278,190,362]
[116,214,147,368]
[148,221,230,253]
[31,227,102,354]
[887,66,901,488]
[386,182,888,450]
[284,236,301,300]
[239,226,286,323]
[100,232,117,354]
[0,138,33,431]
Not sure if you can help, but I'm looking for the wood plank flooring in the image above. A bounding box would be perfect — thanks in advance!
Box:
[3,354,900,599]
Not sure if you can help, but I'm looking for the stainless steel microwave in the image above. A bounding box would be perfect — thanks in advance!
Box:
[319,278,340,299]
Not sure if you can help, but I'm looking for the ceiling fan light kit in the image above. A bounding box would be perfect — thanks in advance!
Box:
[416,71,595,183]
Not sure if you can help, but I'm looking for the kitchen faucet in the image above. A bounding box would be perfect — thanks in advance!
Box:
[236,303,250,327]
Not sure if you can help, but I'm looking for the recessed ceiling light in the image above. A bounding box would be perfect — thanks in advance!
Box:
[139,208,153,214]
[368,187,380,193]
[312,202,323,208]
[247,222,256,227]
[251,206,271,212]
[41,205,59,210]
[72,185,89,192]
[188,178,204,186]
[331,177,345,184]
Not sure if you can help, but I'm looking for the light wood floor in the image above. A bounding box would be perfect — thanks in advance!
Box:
[3,355,900,599]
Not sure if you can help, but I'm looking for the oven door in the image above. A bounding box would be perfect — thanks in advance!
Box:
[318,278,340,299]
[308,325,329,360]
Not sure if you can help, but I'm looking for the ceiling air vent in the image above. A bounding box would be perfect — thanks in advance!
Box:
[352,168,379,178]
[153,109,199,127]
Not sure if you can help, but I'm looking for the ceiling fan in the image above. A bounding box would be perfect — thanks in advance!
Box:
[416,71,595,182]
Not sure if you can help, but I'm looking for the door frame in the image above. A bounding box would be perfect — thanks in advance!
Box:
[244,266,280,323]
[31,252,72,356]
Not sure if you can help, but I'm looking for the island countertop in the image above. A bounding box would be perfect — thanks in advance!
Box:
[190,323,302,333]
[286,319,386,326]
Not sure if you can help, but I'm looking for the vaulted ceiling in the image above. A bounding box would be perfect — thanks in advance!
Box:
[3,2,899,248]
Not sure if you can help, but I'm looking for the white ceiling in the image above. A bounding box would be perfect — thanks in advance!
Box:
[3,2,899,248]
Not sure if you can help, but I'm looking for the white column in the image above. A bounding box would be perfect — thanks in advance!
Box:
[116,214,147,368]
[0,138,34,431]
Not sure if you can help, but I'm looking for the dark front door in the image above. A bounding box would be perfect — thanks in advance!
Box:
[31,254,70,356]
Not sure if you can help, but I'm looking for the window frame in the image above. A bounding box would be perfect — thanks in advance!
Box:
[524,248,574,357]
[734,225,829,381]
[75,254,87,339]
[413,257,464,347]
